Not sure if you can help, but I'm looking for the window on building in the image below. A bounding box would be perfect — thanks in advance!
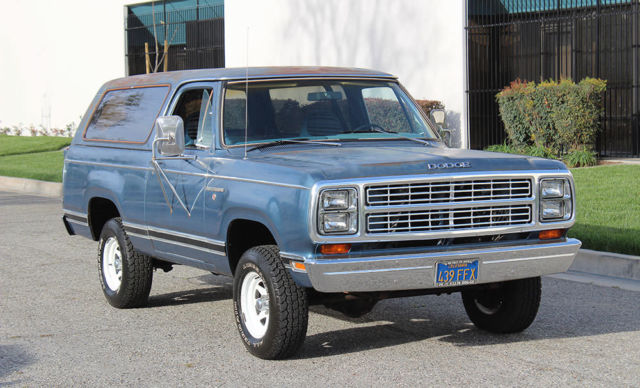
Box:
[125,0,225,75]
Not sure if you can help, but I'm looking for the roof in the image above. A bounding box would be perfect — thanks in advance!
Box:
[104,66,397,89]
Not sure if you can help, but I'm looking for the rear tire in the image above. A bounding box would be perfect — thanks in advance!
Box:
[233,245,308,359]
[98,218,153,308]
[461,277,541,333]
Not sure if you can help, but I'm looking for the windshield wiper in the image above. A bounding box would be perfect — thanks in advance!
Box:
[247,138,341,152]
[352,124,439,146]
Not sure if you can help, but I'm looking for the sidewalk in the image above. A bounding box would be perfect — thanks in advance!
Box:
[600,158,640,165]
[560,249,640,292]
[1,175,61,197]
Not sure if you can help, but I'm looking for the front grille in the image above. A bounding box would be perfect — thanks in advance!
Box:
[367,205,532,234]
[366,178,532,207]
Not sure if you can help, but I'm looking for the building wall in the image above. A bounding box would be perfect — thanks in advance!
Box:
[0,0,137,131]
[0,0,468,148]
[225,0,468,147]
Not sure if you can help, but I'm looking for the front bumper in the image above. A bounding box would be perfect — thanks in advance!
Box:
[303,238,581,292]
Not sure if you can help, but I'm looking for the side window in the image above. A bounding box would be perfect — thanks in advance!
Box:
[84,86,169,143]
[362,87,408,133]
[172,88,214,148]
[222,88,247,145]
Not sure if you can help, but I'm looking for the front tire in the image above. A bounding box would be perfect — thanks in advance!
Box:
[233,245,308,359]
[461,277,541,333]
[98,218,153,308]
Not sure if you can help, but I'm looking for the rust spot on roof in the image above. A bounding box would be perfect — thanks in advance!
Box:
[104,66,397,90]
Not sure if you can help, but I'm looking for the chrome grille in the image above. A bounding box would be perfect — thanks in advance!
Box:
[367,205,532,234]
[366,178,532,207]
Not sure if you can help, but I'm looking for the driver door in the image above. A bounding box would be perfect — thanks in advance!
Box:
[144,83,224,268]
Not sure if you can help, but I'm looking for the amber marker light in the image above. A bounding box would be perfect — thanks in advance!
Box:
[291,262,307,271]
[539,229,564,240]
[319,243,352,255]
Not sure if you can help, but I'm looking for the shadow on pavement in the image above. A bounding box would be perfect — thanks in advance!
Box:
[294,278,640,359]
[146,273,232,308]
[144,274,640,359]
[0,344,35,385]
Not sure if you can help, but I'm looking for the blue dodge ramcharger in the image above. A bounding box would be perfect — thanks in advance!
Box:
[62,67,581,359]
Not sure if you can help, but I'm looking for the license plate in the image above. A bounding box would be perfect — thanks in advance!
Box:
[435,259,479,287]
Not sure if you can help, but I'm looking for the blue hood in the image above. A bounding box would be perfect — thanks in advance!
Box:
[238,141,568,183]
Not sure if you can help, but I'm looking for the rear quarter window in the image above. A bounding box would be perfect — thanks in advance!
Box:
[84,85,170,143]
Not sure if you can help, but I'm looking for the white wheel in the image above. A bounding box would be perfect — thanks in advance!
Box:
[102,236,123,291]
[239,270,270,339]
[98,218,153,308]
[232,245,308,359]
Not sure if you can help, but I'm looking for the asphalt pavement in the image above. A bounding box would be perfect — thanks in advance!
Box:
[1,191,639,387]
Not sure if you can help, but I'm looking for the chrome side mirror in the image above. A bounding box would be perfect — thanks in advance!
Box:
[155,116,185,156]
[429,109,447,128]
[429,109,452,147]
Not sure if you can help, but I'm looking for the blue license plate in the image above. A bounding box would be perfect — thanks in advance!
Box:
[435,260,479,287]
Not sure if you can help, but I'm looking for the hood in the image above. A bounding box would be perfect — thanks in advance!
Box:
[245,141,568,182]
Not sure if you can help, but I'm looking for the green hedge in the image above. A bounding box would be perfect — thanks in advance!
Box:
[496,78,606,156]
[485,141,597,167]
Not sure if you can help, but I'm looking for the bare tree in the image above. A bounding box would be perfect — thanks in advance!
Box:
[146,1,179,73]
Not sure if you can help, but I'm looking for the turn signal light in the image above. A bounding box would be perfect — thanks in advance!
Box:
[291,262,307,271]
[539,229,564,240]
[319,243,352,255]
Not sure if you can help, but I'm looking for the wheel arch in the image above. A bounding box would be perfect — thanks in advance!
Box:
[87,195,121,241]
[225,216,279,275]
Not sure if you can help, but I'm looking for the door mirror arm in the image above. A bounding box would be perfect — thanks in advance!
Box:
[151,116,198,216]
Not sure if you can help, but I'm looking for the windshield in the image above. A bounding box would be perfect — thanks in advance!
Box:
[222,79,438,146]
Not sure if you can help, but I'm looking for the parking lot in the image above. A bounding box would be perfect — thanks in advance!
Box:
[1,191,639,387]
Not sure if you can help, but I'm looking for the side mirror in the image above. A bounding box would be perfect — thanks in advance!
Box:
[429,109,452,147]
[155,116,185,156]
[429,109,447,128]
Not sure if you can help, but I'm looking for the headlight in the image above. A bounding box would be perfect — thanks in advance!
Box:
[322,213,353,233]
[318,188,358,234]
[540,178,573,221]
[321,190,350,210]
[541,179,564,198]
[541,200,563,218]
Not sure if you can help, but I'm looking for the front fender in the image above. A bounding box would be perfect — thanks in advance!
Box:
[221,207,283,247]
[217,183,314,255]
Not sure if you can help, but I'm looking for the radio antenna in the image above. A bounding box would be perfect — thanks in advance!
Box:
[243,27,249,160]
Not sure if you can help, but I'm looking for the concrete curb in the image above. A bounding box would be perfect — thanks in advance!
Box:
[550,272,640,292]
[0,176,62,198]
[570,248,640,281]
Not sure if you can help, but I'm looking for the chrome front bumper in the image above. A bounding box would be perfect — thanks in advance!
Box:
[304,239,582,292]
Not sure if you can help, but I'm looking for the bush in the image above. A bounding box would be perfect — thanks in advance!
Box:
[485,141,520,154]
[494,80,536,148]
[523,145,556,159]
[484,142,557,160]
[564,148,598,168]
[496,78,606,157]
[415,100,443,115]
